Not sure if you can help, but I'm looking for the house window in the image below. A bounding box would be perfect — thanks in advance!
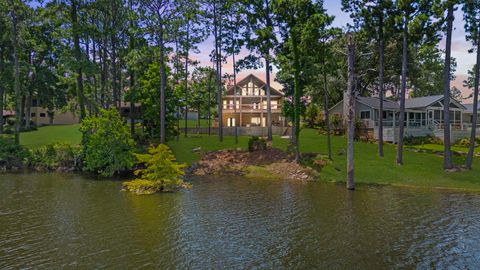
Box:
[227,118,236,127]
[251,117,261,125]
[40,113,46,117]
[31,113,36,117]
[360,110,370,119]
[272,100,278,109]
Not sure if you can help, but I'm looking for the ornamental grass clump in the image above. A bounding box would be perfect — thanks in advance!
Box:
[123,144,187,195]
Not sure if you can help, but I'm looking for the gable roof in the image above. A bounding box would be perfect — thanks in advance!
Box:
[405,95,466,110]
[464,103,480,113]
[357,96,399,110]
[405,95,443,109]
[226,74,283,96]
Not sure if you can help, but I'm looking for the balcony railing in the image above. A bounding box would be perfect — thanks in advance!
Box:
[222,104,281,111]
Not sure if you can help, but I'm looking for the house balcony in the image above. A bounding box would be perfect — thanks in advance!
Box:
[222,104,282,114]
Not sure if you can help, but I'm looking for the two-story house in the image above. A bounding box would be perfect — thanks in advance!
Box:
[222,74,284,128]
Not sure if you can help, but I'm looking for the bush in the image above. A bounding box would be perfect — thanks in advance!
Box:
[455,137,480,147]
[29,142,82,170]
[0,136,29,168]
[80,109,135,177]
[123,179,164,195]
[404,135,443,146]
[248,136,267,152]
[123,144,187,194]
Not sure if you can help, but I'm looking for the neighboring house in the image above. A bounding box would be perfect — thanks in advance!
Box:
[330,95,470,142]
[30,106,79,125]
[222,74,285,128]
[463,103,480,124]
[29,100,141,126]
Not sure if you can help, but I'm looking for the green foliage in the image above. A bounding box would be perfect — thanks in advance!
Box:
[456,137,480,147]
[122,179,165,195]
[80,109,135,177]
[137,61,180,138]
[127,144,186,193]
[29,142,82,170]
[248,136,267,152]
[305,103,321,128]
[404,135,443,146]
[0,136,29,168]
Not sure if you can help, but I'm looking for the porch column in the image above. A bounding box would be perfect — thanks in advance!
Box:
[461,111,463,130]
[260,96,264,127]
[240,96,243,127]
[406,111,409,132]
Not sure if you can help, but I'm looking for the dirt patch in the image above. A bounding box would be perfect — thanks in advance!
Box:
[189,148,315,181]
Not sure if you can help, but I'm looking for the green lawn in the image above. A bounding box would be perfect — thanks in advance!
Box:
[169,129,480,191]
[19,124,480,191]
[20,124,82,148]
[179,119,211,128]
[407,143,480,154]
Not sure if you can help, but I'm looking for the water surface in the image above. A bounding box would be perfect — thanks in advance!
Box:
[1,173,480,268]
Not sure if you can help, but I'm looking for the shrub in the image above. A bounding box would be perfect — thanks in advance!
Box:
[404,135,443,146]
[123,179,164,195]
[0,136,29,168]
[455,137,480,147]
[305,103,321,128]
[80,109,135,177]
[123,144,187,194]
[29,142,82,170]
[248,136,267,152]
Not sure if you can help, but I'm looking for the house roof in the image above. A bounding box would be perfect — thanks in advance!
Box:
[464,103,480,113]
[357,96,399,110]
[405,95,443,109]
[226,74,284,96]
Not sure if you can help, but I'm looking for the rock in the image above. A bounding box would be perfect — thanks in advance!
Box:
[192,147,202,153]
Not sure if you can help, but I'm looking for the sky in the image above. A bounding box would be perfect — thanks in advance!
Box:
[192,2,476,102]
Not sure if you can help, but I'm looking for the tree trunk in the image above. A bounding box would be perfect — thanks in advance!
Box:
[346,34,355,190]
[71,0,86,120]
[111,34,118,108]
[0,45,4,134]
[159,23,166,144]
[213,3,223,142]
[265,0,273,141]
[10,4,21,144]
[100,35,107,108]
[323,64,332,160]
[25,91,32,129]
[129,1,135,136]
[396,19,408,165]
[232,35,239,144]
[208,69,212,136]
[266,57,272,141]
[292,35,301,162]
[466,26,480,169]
[443,4,454,170]
[92,38,98,110]
[378,12,385,157]
[184,26,190,137]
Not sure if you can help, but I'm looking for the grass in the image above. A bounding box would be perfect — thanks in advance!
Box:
[18,124,480,191]
[168,129,480,191]
[179,119,211,128]
[20,124,82,148]
[407,143,480,154]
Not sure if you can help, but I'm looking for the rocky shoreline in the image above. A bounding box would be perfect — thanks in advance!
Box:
[187,148,317,181]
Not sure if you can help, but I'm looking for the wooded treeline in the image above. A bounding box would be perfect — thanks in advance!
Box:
[1,0,480,186]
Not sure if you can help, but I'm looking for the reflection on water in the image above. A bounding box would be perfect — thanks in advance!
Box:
[1,173,480,268]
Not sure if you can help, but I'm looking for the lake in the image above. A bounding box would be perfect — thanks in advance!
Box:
[1,173,480,268]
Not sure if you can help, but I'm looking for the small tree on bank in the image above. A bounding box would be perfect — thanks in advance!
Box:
[80,109,135,177]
